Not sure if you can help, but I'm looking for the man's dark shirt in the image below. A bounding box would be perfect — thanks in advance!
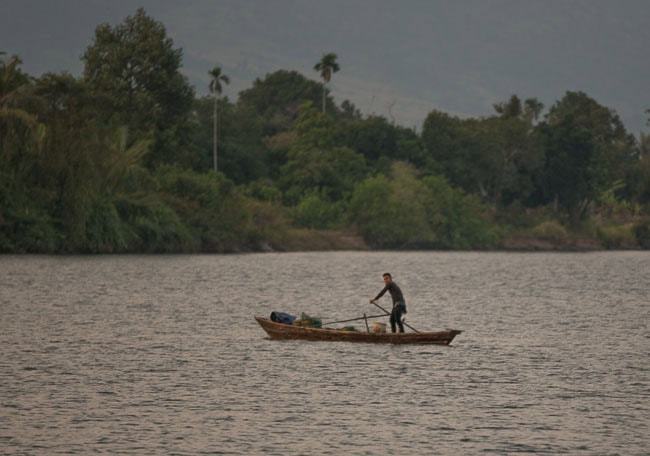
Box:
[374,282,405,306]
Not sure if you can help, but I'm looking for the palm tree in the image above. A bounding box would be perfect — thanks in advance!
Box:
[0,53,29,104]
[313,53,339,114]
[0,53,42,161]
[208,66,230,172]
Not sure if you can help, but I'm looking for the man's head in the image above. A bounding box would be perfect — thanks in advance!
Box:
[382,272,392,283]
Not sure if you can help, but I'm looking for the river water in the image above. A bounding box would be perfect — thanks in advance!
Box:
[0,251,648,455]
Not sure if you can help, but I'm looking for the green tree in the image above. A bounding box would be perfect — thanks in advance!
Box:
[421,174,499,249]
[523,98,545,124]
[0,54,40,156]
[421,110,484,193]
[0,54,41,167]
[292,188,345,229]
[30,72,148,251]
[348,163,434,248]
[154,166,256,252]
[292,101,342,149]
[536,91,636,221]
[280,144,366,205]
[341,115,398,162]
[313,53,340,114]
[32,73,100,249]
[340,115,430,173]
[208,66,229,172]
[81,8,195,168]
[617,133,650,207]
[0,55,54,252]
[494,94,544,124]
[487,95,546,207]
[348,162,499,249]
[237,70,324,135]
[217,101,270,184]
[279,104,365,204]
[29,71,162,253]
[493,94,523,118]
[475,116,543,207]
[423,102,544,208]
[0,53,31,104]
[340,99,362,120]
[347,173,394,246]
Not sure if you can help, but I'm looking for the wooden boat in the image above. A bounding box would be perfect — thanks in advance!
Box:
[254,316,462,345]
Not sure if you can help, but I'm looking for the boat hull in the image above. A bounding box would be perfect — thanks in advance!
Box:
[255,316,461,345]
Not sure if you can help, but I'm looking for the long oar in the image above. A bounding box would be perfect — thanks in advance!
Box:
[371,301,420,333]
[322,313,388,326]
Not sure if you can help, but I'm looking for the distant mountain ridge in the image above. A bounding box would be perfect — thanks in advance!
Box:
[2,0,649,132]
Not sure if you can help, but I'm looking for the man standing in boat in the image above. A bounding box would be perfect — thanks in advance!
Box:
[370,272,407,333]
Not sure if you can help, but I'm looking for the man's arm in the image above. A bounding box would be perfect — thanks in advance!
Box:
[370,286,388,303]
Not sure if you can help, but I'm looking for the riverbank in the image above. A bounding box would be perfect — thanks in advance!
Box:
[3,220,647,254]
[266,227,647,252]
[266,229,371,252]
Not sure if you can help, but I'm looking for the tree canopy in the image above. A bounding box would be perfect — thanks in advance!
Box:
[2,9,649,253]
[81,7,195,168]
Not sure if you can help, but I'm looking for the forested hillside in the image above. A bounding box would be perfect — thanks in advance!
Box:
[2,9,649,253]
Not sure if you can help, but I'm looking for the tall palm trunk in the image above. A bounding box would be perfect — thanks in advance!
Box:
[213,95,218,171]
[208,66,229,173]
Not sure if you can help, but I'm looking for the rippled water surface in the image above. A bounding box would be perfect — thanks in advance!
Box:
[1,252,648,455]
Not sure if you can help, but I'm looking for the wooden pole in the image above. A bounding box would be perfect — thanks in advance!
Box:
[371,301,419,333]
[321,313,387,326]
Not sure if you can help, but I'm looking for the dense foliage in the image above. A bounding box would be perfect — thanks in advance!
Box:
[1,10,649,253]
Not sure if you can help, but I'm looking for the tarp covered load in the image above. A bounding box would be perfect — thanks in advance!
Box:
[270,311,296,325]
[292,312,322,328]
[270,311,322,328]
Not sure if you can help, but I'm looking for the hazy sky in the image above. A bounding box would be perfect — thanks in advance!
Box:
[2,0,649,133]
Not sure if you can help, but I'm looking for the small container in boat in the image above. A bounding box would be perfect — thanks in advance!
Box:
[371,322,387,334]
